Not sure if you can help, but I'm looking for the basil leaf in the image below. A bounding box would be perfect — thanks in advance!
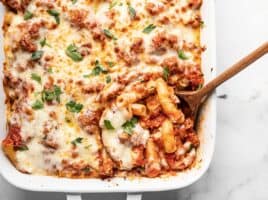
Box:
[66,100,83,113]
[31,73,41,84]
[31,50,44,61]
[104,120,115,130]
[103,29,117,40]
[47,9,60,24]
[143,24,156,34]
[71,0,77,4]
[32,100,44,110]
[24,10,33,20]
[66,44,83,62]
[122,117,138,134]
[128,5,136,19]
[178,50,189,60]
[71,137,83,146]
[163,67,169,81]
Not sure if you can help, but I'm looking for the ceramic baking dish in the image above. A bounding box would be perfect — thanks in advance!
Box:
[0,1,216,199]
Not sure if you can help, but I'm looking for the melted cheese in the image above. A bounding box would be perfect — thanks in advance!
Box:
[2,0,202,177]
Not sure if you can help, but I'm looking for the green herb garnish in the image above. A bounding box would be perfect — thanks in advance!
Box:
[103,29,117,40]
[66,44,83,62]
[128,5,136,19]
[32,100,44,110]
[104,120,115,130]
[71,137,83,146]
[47,9,60,24]
[24,10,33,20]
[31,50,44,61]
[90,60,108,76]
[122,117,138,134]
[40,38,51,47]
[66,100,83,113]
[109,1,117,9]
[107,61,115,68]
[47,68,53,73]
[143,24,156,34]
[106,75,111,83]
[31,73,41,84]
[163,67,170,81]
[178,50,189,60]
[16,145,29,151]
[71,0,78,4]
[41,85,62,103]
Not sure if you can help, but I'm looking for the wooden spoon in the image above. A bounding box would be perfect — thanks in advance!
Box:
[176,42,268,120]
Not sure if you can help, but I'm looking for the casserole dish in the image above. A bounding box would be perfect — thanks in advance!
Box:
[0,0,216,199]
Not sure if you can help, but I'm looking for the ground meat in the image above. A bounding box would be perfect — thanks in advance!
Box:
[69,9,88,28]
[91,27,106,42]
[145,2,165,15]
[151,32,178,54]
[78,110,102,134]
[114,47,138,66]
[1,0,24,12]
[161,56,184,73]
[188,0,203,9]
[82,82,104,93]
[79,43,92,57]
[35,0,54,9]
[140,114,166,129]
[185,132,200,147]
[3,124,22,147]
[130,38,144,54]
[20,34,37,52]
[18,22,42,52]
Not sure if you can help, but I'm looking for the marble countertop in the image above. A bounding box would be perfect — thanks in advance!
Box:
[1,0,268,199]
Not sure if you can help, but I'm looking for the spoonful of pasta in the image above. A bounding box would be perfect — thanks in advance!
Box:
[176,41,268,121]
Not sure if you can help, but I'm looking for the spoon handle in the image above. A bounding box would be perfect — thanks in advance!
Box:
[198,41,268,97]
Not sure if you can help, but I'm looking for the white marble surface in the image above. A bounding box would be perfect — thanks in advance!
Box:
[1,0,268,199]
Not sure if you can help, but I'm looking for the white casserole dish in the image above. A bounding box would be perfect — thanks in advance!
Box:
[0,0,216,199]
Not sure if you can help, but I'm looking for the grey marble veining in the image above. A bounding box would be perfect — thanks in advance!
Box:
[1,0,268,199]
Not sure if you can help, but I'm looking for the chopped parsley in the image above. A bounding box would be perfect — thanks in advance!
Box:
[104,120,115,130]
[66,100,83,113]
[71,0,78,4]
[71,137,83,146]
[109,1,118,9]
[32,100,44,110]
[107,61,115,68]
[31,50,44,61]
[178,50,189,60]
[143,24,156,34]
[47,9,60,24]
[90,60,108,76]
[106,75,111,83]
[31,73,41,84]
[16,145,29,151]
[66,44,83,62]
[40,38,51,47]
[47,67,53,73]
[103,29,117,40]
[24,10,33,20]
[128,4,136,19]
[41,85,62,103]
[163,67,170,81]
[122,117,138,134]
